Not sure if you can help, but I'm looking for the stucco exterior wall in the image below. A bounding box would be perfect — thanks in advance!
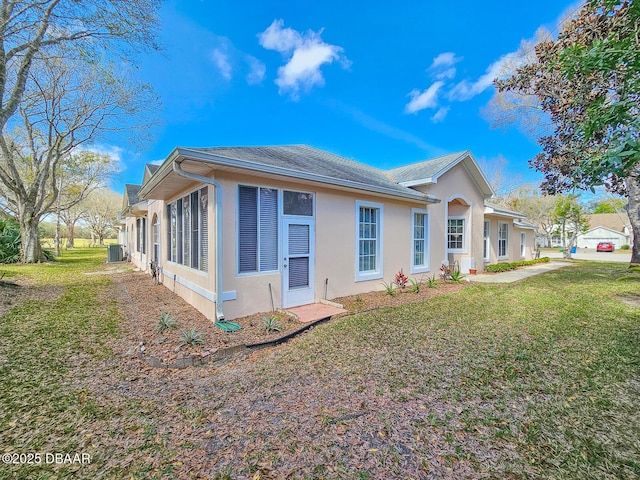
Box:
[413,162,487,273]
[123,157,536,322]
[215,171,431,320]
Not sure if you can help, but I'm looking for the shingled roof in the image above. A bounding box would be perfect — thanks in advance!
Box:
[181,145,434,201]
[124,184,141,206]
[387,151,468,184]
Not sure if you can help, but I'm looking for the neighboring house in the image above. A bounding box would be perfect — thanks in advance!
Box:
[576,212,632,249]
[122,146,536,321]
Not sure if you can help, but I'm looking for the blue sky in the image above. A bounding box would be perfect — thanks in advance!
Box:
[111,0,582,194]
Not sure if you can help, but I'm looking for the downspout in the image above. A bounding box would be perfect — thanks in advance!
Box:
[173,159,225,322]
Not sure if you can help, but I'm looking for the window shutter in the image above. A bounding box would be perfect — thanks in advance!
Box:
[136,218,140,252]
[188,191,198,269]
[183,195,191,267]
[199,187,208,272]
[176,199,183,263]
[142,217,147,254]
[166,205,172,261]
[259,188,278,271]
[238,186,257,273]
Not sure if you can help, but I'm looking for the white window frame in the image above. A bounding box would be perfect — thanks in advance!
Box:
[447,216,466,253]
[411,208,430,274]
[520,232,526,258]
[355,200,383,282]
[498,222,509,259]
[166,187,208,272]
[483,220,490,262]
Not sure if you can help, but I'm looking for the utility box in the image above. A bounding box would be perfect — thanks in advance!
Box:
[107,244,124,263]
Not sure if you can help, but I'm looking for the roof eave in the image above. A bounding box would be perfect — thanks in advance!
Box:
[143,147,440,204]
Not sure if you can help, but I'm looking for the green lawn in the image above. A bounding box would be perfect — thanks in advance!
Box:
[0,251,639,479]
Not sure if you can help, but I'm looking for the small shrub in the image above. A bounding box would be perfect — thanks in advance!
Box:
[485,257,550,273]
[394,269,408,289]
[381,280,396,296]
[263,316,282,333]
[155,312,178,333]
[427,275,438,288]
[449,268,463,283]
[408,277,420,293]
[179,327,206,346]
[621,244,630,250]
[0,218,21,264]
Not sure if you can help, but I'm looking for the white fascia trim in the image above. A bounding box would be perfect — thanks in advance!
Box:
[163,268,237,302]
[399,177,434,187]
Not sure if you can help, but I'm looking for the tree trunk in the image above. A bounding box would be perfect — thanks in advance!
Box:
[625,173,640,266]
[19,216,42,263]
[66,222,75,248]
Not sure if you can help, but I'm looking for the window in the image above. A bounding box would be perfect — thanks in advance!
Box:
[136,218,140,252]
[283,190,313,216]
[152,214,159,262]
[520,232,526,258]
[447,218,465,251]
[238,185,278,274]
[498,222,508,258]
[136,217,146,254]
[356,201,383,281]
[166,187,208,271]
[412,209,429,272]
[483,220,490,261]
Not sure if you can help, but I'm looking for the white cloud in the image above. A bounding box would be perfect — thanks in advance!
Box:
[258,19,348,98]
[211,48,232,80]
[404,81,444,114]
[258,19,302,54]
[328,100,444,154]
[431,52,462,69]
[246,56,266,84]
[429,52,462,80]
[431,106,450,123]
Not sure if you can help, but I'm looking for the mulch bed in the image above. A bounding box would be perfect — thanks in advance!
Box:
[110,269,468,366]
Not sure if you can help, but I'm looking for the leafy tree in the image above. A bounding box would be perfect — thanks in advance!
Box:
[0,1,161,262]
[82,189,121,246]
[507,187,559,247]
[551,195,590,258]
[590,197,628,214]
[495,0,640,265]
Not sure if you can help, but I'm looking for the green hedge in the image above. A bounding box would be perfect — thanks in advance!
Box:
[485,256,550,273]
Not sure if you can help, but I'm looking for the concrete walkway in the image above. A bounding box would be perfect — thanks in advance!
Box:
[470,261,569,284]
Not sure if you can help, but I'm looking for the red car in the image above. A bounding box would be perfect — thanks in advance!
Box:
[596,241,615,252]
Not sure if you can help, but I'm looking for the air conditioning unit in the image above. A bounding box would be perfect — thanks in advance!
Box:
[107,244,124,263]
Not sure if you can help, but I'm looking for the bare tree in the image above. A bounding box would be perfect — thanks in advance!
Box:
[82,189,121,246]
[0,0,161,262]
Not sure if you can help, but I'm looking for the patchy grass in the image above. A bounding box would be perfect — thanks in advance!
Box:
[0,255,639,479]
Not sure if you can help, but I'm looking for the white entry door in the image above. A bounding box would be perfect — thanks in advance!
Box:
[282,218,315,308]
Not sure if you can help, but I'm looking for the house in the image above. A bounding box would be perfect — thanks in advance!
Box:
[121,146,535,321]
[576,212,632,249]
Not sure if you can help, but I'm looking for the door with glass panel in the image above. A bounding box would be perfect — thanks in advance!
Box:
[282,190,315,308]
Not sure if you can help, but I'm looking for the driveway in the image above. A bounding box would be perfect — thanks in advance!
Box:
[544,249,632,263]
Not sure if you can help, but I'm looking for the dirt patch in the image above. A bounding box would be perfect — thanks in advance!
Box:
[616,293,640,308]
[0,277,64,318]
[334,281,467,313]
[109,269,469,366]
[111,270,310,364]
